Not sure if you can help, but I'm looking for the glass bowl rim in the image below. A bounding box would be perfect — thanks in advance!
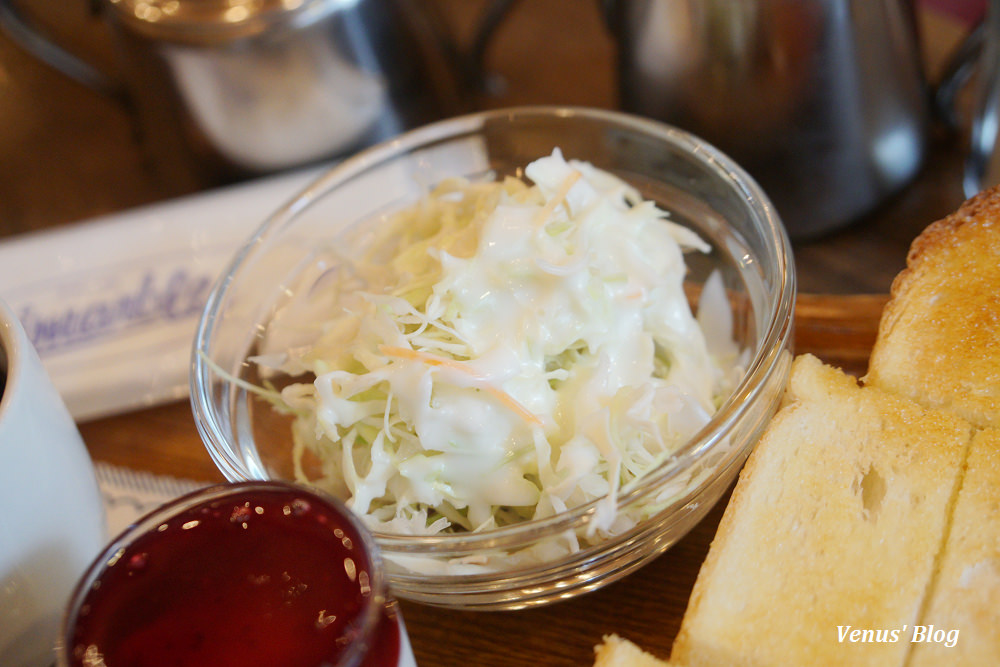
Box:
[191,105,795,555]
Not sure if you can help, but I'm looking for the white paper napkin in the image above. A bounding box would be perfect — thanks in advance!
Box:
[0,167,322,421]
[94,462,211,538]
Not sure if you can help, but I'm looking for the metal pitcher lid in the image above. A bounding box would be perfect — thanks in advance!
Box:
[105,0,340,42]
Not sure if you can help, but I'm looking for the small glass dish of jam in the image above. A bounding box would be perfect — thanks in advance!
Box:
[57,481,414,667]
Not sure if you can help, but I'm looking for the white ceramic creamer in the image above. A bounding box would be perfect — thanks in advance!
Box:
[0,298,107,667]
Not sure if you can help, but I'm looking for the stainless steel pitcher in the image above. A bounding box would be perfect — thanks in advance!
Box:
[0,0,463,190]
[603,0,933,238]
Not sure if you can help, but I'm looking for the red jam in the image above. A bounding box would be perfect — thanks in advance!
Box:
[65,484,400,667]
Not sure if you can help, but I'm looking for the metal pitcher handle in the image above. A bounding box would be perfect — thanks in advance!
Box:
[936,0,1000,197]
[934,18,989,130]
[0,0,124,101]
[460,0,521,95]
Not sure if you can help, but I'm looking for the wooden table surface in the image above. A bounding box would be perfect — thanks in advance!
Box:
[0,1,981,664]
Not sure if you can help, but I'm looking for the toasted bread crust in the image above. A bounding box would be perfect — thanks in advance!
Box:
[865,186,1000,428]
[594,634,675,667]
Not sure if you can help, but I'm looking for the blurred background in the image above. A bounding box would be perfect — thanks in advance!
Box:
[1,6,990,665]
[0,0,990,292]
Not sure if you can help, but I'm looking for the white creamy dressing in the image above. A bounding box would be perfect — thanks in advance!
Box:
[255,149,741,540]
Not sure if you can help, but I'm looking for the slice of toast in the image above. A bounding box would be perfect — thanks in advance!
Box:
[909,426,1000,666]
[593,634,677,667]
[670,354,972,667]
[864,186,1000,429]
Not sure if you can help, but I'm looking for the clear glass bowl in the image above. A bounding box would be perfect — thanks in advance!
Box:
[191,106,795,610]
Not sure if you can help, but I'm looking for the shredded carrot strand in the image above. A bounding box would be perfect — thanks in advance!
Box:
[535,170,582,225]
[378,344,543,426]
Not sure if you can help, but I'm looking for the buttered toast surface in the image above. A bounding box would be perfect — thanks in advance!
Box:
[671,356,972,666]
[865,188,1000,429]
[908,427,1000,666]
[668,187,1000,666]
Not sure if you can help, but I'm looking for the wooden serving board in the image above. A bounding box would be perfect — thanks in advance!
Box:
[77,293,888,667]
[794,293,887,378]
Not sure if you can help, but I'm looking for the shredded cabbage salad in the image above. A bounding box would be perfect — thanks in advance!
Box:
[252,149,742,542]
